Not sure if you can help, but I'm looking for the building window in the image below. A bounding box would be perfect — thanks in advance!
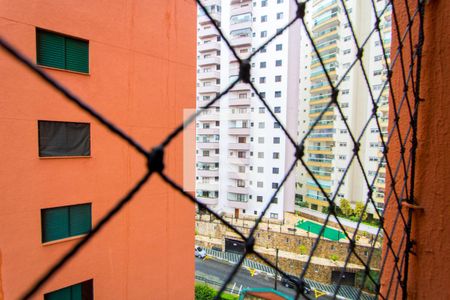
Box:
[257,196,263,202]
[259,77,266,84]
[274,122,280,128]
[36,29,89,73]
[258,137,265,143]
[272,182,279,189]
[258,152,264,158]
[262,0,267,7]
[259,107,265,113]
[38,121,90,157]
[275,75,282,82]
[275,60,282,66]
[41,203,92,243]
[261,15,267,22]
[258,122,265,128]
[276,44,282,51]
[273,152,279,159]
[261,31,267,38]
[272,168,279,174]
[273,137,280,144]
[260,61,267,68]
[257,181,263,188]
[274,107,281,113]
[276,12,283,19]
[343,49,351,55]
[257,167,264,173]
[270,213,278,219]
[44,279,93,300]
[275,91,282,98]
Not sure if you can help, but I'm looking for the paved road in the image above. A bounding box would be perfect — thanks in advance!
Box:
[195,257,333,300]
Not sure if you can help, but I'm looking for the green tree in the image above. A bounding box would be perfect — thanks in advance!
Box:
[195,283,216,300]
[339,198,353,217]
[298,244,308,255]
[354,201,368,221]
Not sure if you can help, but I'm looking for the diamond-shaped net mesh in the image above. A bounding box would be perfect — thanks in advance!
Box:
[0,0,426,299]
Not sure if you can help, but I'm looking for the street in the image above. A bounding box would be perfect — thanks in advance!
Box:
[195,257,333,300]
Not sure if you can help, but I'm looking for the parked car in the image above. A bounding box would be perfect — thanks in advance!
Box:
[195,246,206,259]
[281,275,312,294]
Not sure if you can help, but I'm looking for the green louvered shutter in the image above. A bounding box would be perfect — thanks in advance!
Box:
[44,285,72,300]
[71,283,82,300]
[69,204,91,236]
[65,38,89,73]
[42,207,69,243]
[37,30,66,69]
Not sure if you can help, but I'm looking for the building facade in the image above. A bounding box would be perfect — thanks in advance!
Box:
[0,0,196,298]
[196,0,301,221]
[296,0,391,218]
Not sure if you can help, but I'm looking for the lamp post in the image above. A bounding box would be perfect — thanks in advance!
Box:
[274,248,279,290]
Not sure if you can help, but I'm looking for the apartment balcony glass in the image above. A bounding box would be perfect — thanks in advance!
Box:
[227,192,249,209]
[196,190,219,205]
[312,0,338,16]
[230,28,252,47]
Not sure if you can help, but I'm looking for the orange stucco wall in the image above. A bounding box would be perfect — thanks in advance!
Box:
[0,0,196,299]
[383,0,450,299]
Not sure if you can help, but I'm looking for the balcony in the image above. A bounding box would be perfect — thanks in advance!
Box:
[196,182,219,191]
[197,127,219,135]
[228,127,250,135]
[228,172,247,180]
[230,36,252,47]
[197,71,220,80]
[198,27,220,39]
[198,41,220,53]
[230,4,252,15]
[198,13,221,25]
[228,110,250,120]
[197,169,219,177]
[196,155,219,163]
[227,199,249,209]
[228,156,250,165]
[227,185,250,194]
[197,142,219,149]
[198,85,220,94]
[230,20,252,32]
[198,56,220,67]
[231,82,251,92]
[228,143,250,150]
[197,196,219,205]
[197,111,220,121]
[229,97,251,106]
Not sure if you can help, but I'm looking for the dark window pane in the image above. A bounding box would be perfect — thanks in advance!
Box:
[42,207,69,243]
[39,121,90,157]
[69,204,92,236]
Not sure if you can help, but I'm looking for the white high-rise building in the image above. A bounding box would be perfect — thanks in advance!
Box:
[296,0,391,219]
[196,0,301,221]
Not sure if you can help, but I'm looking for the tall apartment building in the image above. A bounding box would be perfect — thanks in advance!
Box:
[296,0,391,219]
[0,1,196,298]
[196,0,301,221]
